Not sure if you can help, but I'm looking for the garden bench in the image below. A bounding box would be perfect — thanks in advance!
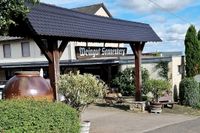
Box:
[158,94,178,109]
[159,101,178,109]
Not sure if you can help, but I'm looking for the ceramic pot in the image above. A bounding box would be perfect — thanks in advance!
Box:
[3,71,53,101]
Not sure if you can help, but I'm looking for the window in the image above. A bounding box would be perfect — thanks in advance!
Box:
[3,44,11,58]
[21,42,30,57]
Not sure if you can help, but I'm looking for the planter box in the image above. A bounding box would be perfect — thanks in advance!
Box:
[150,103,162,114]
[81,121,91,133]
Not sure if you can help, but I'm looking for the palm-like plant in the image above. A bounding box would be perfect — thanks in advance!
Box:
[143,79,171,102]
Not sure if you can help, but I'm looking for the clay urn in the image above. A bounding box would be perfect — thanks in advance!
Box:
[3,71,54,101]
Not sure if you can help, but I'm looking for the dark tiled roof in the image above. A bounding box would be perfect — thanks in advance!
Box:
[24,3,161,43]
[72,3,112,17]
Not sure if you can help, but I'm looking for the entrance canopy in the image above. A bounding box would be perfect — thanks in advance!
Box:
[11,3,161,43]
[9,2,161,101]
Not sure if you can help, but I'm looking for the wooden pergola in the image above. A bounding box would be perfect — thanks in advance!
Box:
[9,3,161,101]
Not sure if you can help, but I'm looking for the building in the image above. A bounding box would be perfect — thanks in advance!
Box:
[0,3,124,84]
[0,3,183,99]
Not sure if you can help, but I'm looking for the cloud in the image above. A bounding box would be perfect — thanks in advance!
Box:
[164,24,189,42]
[166,24,189,34]
[149,21,189,41]
[144,23,189,53]
[144,41,184,53]
[137,15,167,24]
[117,0,194,13]
[165,33,185,42]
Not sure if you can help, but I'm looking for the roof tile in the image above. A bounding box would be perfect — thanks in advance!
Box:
[26,3,161,42]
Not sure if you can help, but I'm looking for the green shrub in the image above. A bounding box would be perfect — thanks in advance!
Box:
[111,67,149,96]
[179,78,200,107]
[58,72,107,112]
[0,99,80,133]
[143,79,171,102]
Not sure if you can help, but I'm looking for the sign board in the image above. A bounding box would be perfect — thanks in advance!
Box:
[75,46,127,59]
[194,74,200,83]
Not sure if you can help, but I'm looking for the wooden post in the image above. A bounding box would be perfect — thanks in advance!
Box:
[108,65,112,87]
[48,39,60,101]
[130,42,145,101]
[47,39,68,101]
[33,37,68,101]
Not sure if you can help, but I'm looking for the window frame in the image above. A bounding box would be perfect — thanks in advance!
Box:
[3,44,11,58]
[21,42,30,57]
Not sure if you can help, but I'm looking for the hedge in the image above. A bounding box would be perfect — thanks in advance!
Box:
[179,78,200,107]
[0,99,80,133]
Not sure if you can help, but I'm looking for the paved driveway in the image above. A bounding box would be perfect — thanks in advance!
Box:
[81,105,198,133]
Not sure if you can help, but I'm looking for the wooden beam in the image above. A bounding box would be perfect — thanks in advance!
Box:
[130,42,145,101]
[59,40,68,58]
[32,36,53,63]
[33,38,69,101]
[47,39,60,101]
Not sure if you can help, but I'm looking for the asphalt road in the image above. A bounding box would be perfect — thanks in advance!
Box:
[81,105,198,133]
[146,117,200,133]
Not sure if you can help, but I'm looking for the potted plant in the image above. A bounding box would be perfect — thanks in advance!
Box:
[58,71,107,133]
[143,79,171,113]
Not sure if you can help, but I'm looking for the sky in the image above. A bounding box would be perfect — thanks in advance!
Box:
[40,0,200,54]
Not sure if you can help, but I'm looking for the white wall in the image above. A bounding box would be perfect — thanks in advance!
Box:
[120,63,164,80]
[0,39,47,64]
[171,56,182,94]
[95,7,109,17]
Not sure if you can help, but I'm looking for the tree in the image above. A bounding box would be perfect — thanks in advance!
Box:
[0,0,39,35]
[198,30,200,41]
[184,25,200,77]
